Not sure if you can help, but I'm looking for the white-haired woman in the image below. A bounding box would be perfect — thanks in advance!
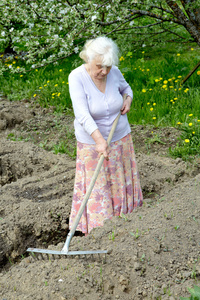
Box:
[68,36,143,235]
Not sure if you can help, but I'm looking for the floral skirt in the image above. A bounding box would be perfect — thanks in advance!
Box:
[69,133,143,234]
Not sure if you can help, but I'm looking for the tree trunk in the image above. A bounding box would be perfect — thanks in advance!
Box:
[166,0,200,46]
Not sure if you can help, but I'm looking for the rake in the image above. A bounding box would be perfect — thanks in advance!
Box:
[27,106,123,259]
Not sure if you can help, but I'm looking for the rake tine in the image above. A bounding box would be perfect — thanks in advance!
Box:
[35,253,40,260]
[30,252,36,261]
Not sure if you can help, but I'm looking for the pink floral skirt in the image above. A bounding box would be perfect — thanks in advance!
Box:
[69,133,143,234]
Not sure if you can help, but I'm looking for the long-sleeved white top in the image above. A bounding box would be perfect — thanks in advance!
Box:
[68,64,133,144]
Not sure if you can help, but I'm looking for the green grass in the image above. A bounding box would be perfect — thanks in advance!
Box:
[180,285,200,300]
[1,43,200,160]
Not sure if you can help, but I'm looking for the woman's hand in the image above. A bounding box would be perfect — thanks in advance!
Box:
[121,95,132,115]
[91,129,109,160]
[95,140,109,160]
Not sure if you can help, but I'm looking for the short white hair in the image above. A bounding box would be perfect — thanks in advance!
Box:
[80,36,119,66]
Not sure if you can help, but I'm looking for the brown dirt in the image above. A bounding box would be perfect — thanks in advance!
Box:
[0,97,200,300]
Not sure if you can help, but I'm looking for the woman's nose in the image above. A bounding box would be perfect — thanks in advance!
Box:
[102,67,109,74]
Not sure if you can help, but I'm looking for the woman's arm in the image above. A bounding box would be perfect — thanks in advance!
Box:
[91,129,108,160]
[68,70,98,136]
[121,95,132,115]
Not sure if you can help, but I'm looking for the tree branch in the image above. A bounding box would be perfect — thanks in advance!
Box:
[128,8,183,25]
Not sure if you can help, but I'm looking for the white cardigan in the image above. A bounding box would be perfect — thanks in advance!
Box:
[68,64,133,144]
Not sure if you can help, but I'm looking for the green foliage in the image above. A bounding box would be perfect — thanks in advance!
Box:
[130,228,140,239]
[169,116,200,160]
[180,285,200,300]
[0,0,199,73]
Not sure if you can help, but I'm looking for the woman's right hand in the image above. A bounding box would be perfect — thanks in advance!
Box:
[95,139,109,160]
[91,129,109,160]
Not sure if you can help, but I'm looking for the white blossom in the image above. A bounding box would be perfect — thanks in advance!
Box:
[91,15,97,21]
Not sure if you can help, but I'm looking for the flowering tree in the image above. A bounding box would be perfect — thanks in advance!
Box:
[0,0,199,73]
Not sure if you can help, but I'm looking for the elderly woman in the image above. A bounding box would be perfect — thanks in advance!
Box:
[68,36,143,235]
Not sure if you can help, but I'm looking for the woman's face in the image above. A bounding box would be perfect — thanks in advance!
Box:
[88,58,111,80]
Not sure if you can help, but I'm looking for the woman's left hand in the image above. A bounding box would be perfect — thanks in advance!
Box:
[121,96,132,115]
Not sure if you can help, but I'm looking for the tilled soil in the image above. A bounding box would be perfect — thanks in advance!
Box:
[0,97,200,300]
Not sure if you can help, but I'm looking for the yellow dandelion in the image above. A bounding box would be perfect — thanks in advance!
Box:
[142,89,146,93]
[178,76,182,78]
[150,108,153,111]
[170,100,173,102]
[33,94,37,97]
[59,69,62,72]
[39,87,42,89]
[147,102,150,105]
[192,132,195,134]
[185,139,189,143]
[159,78,163,80]
[177,53,180,56]
[177,122,181,125]
[169,86,174,89]
[67,82,69,84]
[191,48,194,51]
[55,84,58,87]
[155,79,159,82]
[189,123,192,126]
[17,66,20,69]
[189,114,193,117]
[197,71,200,75]
[44,84,47,87]
[153,103,156,106]
[163,80,168,84]
[168,78,172,81]
[20,75,23,77]
[12,61,16,64]
[178,88,182,90]
[62,81,65,83]
[35,69,38,72]
[198,120,200,122]
[174,98,178,100]
[142,51,145,54]
[153,117,156,120]
[184,89,189,93]
[147,69,150,72]
[57,93,61,96]
[162,85,167,89]
[47,80,50,83]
